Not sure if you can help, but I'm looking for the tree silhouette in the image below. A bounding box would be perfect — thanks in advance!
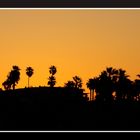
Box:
[26,67,34,88]
[64,76,82,90]
[48,75,56,87]
[73,76,82,89]
[2,79,11,90]
[137,74,140,78]
[86,78,95,101]
[2,65,20,90]
[133,74,140,100]
[49,65,57,75]
[87,67,135,102]
[116,69,132,100]
[89,67,118,102]
[64,80,75,88]
[95,68,115,102]
[48,65,57,87]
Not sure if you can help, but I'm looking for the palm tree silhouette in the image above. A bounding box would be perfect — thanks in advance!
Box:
[116,68,132,100]
[73,76,82,89]
[2,65,21,90]
[48,75,56,87]
[133,74,140,100]
[48,65,57,87]
[86,78,95,101]
[94,67,118,102]
[49,65,57,75]
[26,67,34,88]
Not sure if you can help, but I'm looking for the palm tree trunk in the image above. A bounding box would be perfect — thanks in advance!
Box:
[28,77,29,88]
[90,90,91,101]
[13,84,15,90]
[92,90,94,101]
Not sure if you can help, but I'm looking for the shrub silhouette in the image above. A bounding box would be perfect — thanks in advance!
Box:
[2,65,20,90]
[64,80,75,88]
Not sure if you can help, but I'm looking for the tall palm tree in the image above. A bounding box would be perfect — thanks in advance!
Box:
[116,68,132,100]
[133,74,140,100]
[26,67,34,88]
[95,67,118,102]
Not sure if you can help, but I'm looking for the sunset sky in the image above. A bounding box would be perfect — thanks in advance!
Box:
[0,9,140,92]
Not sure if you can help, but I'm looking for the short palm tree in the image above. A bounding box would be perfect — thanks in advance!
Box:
[48,75,56,87]
[48,65,57,87]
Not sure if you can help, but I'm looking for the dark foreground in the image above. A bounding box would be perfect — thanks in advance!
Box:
[0,87,140,131]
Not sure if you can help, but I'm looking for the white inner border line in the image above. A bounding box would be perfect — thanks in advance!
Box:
[0,131,140,133]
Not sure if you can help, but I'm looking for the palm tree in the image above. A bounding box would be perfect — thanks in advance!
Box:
[26,67,34,88]
[133,74,140,100]
[73,76,82,89]
[95,67,118,102]
[49,65,57,75]
[2,65,21,90]
[86,78,95,101]
[116,68,132,100]
[48,65,57,87]
[48,75,56,87]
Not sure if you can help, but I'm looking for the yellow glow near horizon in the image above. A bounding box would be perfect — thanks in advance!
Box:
[0,10,140,92]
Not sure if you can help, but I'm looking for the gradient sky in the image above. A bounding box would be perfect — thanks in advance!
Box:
[0,9,140,92]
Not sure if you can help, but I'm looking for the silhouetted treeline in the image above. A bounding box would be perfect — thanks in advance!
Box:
[1,65,140,130]
[2,65,140,102]
[87,67,140,102]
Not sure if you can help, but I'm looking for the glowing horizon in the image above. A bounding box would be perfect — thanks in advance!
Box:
[0,10,140,92]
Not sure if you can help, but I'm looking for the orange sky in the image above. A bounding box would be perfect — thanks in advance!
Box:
[0,9,140,92]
